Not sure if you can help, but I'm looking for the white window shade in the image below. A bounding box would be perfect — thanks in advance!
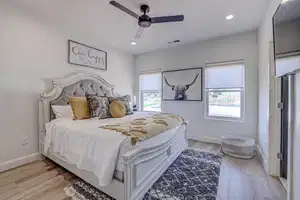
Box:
[205,64,244,89]
[140,73,162,91]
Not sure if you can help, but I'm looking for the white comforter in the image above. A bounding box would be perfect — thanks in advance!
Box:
[44,112,178,186]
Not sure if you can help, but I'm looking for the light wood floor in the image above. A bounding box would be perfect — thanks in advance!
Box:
[189,140,286,200]
[0,141,286,200]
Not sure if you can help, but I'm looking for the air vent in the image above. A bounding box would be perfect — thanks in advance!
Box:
[168,40,181,45]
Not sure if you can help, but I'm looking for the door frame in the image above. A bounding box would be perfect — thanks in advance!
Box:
[268,41,281,176]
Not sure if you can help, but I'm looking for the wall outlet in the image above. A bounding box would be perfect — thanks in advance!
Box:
[22,137,29,146]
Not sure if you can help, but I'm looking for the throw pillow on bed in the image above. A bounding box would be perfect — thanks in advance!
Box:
[108,95,133,115]
[86,94,111,119]
[67,96,91,120]
[51,105,73,119]
[109,100,126,118]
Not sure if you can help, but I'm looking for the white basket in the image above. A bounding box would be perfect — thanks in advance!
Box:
[221,136,255,159]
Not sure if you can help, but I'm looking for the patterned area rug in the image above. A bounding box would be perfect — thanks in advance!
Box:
[64,149,222,200]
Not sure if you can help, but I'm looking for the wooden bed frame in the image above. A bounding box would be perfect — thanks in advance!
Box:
[39,72,188,200]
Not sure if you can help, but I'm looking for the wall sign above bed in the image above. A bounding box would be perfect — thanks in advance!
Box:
[68,40,107,70]
[162,67,203,101]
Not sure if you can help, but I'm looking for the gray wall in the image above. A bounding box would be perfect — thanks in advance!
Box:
[135,31,258,142]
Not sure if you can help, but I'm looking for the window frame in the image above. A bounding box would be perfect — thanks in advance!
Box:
[139,72,162,112]
[204,62,245,122]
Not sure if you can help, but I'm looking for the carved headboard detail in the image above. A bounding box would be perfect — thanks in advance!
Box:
[39,72,117,153]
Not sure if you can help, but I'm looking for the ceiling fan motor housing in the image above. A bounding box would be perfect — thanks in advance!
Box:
[138,4,151,28]
[138,14,152,28]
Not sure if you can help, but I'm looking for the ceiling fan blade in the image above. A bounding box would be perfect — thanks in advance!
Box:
[151,15,184,24]
[109,1,139,19]
[134,27,144,39]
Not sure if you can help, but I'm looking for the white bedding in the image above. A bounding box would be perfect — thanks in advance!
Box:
[44,112,181,186]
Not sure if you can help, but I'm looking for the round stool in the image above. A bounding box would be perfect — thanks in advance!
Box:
[221,136,255,159]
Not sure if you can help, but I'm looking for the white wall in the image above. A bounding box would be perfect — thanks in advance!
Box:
[135,31,258,142]
[257,0,282,162]
[293,72,300,200]
[0,2,134,163]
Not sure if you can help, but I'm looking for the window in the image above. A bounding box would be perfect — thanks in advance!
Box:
[139,73,162,112]
[205,61,245,121]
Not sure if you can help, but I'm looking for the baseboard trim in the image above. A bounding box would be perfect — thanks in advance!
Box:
[188,135,221,144]
[0,153,42,172]
[256,144,268,174]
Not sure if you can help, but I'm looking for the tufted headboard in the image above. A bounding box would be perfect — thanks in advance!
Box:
[51,80,114,105]
[49,76,116,120]
[39,72,118,153]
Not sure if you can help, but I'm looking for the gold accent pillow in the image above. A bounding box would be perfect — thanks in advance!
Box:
[67,96,91,120]
[109,100,126,118]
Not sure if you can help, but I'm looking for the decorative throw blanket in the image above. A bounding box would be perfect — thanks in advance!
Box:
[100,113,186,145]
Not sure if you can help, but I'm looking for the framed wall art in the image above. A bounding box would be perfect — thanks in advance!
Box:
[162,67,203,101]
[68,40,107,70]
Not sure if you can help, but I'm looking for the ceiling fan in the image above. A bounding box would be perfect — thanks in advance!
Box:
[109,1,184,40]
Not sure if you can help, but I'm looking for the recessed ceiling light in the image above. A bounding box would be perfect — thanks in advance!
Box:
[282,0,290,4]
[131,41,136,45]
[226,15,234,20]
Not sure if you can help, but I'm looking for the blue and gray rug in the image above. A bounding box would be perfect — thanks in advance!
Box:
[64,149,222,200]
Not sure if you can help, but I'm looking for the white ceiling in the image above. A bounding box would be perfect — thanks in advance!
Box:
[10,0,269,55]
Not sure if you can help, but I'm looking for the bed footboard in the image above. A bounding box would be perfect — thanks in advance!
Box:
[122,125,188,200]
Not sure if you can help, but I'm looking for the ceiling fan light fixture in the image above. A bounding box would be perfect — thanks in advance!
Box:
[131,41,137,45]
[138,20,151,28]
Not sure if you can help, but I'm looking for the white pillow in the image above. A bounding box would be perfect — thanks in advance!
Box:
[51,105,73,119]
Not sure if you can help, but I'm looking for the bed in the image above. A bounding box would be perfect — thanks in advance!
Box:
[39,72,188,200]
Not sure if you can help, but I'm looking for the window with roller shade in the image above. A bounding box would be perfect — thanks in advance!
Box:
[205,61,245,121]
[139,73,162,112]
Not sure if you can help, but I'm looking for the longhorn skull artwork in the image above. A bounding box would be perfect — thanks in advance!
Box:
[164,73,200,100]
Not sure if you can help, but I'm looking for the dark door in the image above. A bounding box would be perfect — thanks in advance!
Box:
[280,76,288,178]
